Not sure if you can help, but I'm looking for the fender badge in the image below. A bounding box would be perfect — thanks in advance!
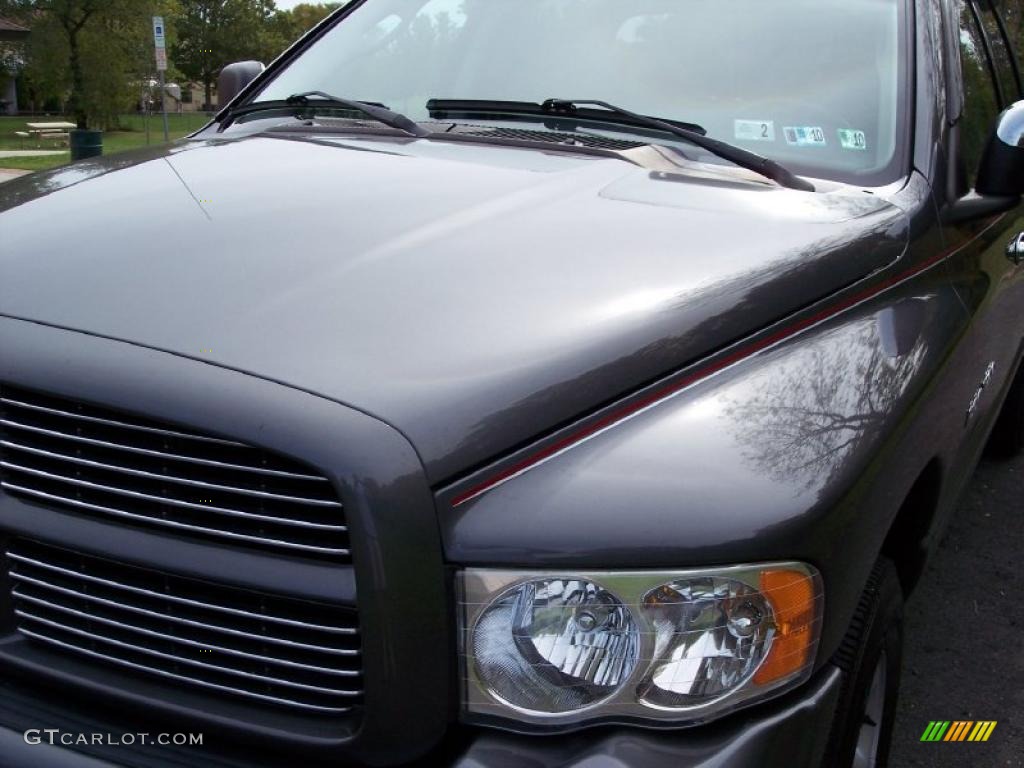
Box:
[966,361,996,425]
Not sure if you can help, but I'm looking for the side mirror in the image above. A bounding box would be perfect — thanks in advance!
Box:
[944,102,1024,225]
[217,61,265,110]
[977,101,1024,197]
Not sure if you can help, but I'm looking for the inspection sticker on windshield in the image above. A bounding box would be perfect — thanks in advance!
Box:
[784,126,827,147]
[734,119,775,142]
[838,128,868,151]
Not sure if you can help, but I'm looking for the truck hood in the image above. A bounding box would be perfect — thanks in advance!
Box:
[0,134,907,482]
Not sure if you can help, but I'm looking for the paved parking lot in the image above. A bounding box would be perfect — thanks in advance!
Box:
[891,452,1023,767]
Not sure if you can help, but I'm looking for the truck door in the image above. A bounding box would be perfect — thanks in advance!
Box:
[943,0,1024,458]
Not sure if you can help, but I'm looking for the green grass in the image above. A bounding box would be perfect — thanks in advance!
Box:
[0,113,213,172]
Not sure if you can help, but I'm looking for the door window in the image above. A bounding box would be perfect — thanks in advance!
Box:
[978,0,1023,105]
[958,0,1002,187]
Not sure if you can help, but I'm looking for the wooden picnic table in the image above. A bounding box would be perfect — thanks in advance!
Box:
[16,122,75,148]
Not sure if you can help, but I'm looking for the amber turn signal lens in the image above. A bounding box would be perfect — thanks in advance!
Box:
[753,569,818,685]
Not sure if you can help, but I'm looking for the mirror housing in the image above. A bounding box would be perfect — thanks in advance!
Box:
[217,61,265,110]
[944,101,1024,224]
[977,101,1024,197]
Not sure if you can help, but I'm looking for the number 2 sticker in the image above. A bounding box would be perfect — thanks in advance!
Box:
[735,119,776,142]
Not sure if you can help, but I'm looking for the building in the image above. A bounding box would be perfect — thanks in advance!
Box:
[141,80,215,114]
[0,17,30,115]
[170,81,215,113]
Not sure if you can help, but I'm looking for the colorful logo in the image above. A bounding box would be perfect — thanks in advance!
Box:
[920,721,997,742]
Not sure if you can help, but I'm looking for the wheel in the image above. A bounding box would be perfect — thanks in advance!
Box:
[824,558,903,768]
[988,362,1024,458]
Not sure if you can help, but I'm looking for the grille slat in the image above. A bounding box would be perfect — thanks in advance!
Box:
[1,463,347,529]
[12,596,357,675]
[0,397,249,447]
[7,540,363,716]
[17,628,353,714]
[1,441,342,507]
[0,484,350,556]
[0,387,349,560]
[15,611,362,696]
[10,582,356,655]
[0,419,324,480]
[7,551,355,633]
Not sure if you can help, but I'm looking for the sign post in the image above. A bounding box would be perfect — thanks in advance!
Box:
[152,16,169,142]
[144,84,151,145]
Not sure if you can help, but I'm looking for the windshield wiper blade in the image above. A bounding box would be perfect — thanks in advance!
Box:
[427,98,814,192]
[543,99,813,192]
[428,98,707,137]
[220,91,430,137]
[285,91,430,137]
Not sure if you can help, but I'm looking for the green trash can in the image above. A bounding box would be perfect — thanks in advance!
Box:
[69,129,103,160]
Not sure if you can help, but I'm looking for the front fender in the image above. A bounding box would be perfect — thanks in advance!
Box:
[439,264,968,666]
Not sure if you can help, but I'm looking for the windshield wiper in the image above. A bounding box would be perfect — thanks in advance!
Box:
[220,91,430,137]
[428,98,814,192]
[428,98,708,137]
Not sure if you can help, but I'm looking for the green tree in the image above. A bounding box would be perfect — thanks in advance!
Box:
[170,0,279,109]
[282,2,341,38]
[262,3,340,60]
[0,0,174,128]
[1,0,104,126]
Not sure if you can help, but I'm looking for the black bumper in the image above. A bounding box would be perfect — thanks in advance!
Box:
[450,667,842,768]
[0,667,842,768]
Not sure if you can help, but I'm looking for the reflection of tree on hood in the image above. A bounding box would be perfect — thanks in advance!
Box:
[723,312,929,494]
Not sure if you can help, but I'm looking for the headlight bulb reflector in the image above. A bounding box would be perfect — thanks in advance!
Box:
[637,578,774,707]
[471,578,639,714]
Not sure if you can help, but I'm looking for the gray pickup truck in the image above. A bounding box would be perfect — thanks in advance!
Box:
[1,1,1022,767]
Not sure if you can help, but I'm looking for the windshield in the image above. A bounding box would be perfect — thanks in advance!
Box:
[254,0,906,185]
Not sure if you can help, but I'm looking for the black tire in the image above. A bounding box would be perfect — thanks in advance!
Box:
[988,362,1024,458]
[823,558,903,768]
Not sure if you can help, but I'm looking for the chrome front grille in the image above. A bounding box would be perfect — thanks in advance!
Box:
[0,386,349,560]
[6,539,362,714]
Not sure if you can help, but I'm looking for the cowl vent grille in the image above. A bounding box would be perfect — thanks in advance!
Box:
[0,386,349,561]
[450,124,647,151]
[5,539,362,714]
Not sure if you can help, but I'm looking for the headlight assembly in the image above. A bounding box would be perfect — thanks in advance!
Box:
[458,564,822,729]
